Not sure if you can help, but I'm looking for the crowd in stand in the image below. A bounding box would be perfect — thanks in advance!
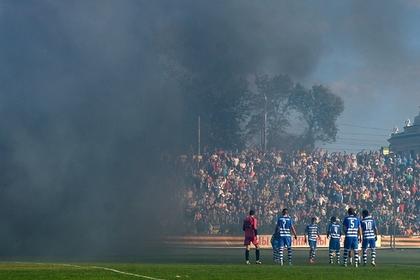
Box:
[179,149,419,236]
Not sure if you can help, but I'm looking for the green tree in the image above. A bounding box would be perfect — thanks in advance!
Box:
[288,84,344,150]
[244,75,344,151]
[244,74,293,149]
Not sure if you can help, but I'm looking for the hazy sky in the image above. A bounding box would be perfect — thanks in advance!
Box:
[304,1,420,151]
[2,0,419,153]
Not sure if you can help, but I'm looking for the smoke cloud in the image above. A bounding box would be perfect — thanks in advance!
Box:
[0,0,418,257]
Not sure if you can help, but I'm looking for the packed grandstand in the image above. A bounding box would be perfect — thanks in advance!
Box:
[178,149,419,236]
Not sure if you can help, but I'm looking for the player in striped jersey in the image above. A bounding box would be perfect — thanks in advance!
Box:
[342,207,361,267]
[327,216,341,264]
[361,209,378,266]
[304,217,320,263]
[271,208,298,266]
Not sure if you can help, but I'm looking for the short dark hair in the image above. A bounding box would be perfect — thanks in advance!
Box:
[362,209,369,218]
[249,209,255,216]
[330,216,337,223]
[311,217,317,223]
[282,208,288,215]
[348,207,355,216]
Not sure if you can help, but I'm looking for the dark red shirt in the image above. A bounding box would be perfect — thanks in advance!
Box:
[243,215,257,238]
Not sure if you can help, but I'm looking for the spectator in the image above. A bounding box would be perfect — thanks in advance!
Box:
[178,149,420,236]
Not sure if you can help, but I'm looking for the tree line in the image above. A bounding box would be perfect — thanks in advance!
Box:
[166,69,344,152]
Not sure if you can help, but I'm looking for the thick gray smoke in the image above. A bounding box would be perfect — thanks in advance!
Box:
[0,0,416,258]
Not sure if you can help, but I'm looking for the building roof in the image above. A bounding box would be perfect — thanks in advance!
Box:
[414,110,420,126]
[388,109,420,154]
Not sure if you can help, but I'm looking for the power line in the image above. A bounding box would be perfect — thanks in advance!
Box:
[338,123,390,131]
[338,132,389,137]
[322,148,376,151]
[320,143,381,148]
[319,148,379,153]
[318,145,380,152]
[330,143,385,148]
[336,137,387,143]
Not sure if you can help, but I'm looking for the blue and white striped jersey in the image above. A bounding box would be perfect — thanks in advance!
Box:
[327,223,341,239]
[305,224,319,241]
[361,216,377,239]
[343,215,360,238]
[276,215,293,237]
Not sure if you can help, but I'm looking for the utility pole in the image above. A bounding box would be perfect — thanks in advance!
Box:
[263,94,267,152]
[198,115,201,157]
[391,153,397,249]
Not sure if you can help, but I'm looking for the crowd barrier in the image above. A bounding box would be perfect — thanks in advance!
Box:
[165,235,420,249]
[381,235,420,248]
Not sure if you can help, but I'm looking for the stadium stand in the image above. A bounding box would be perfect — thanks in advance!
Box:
[178,149,419,236]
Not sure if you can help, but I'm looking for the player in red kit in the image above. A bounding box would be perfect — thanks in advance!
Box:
[243,209,261,264]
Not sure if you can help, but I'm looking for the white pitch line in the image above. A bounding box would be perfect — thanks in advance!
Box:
[92,266,166,280]
[13,262,166,280]
[56,263,84,269]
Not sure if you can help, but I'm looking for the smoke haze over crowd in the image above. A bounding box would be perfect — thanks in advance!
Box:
[0,0,419,257]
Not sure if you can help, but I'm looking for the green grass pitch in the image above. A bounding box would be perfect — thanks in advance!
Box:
[0,248,418,280]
